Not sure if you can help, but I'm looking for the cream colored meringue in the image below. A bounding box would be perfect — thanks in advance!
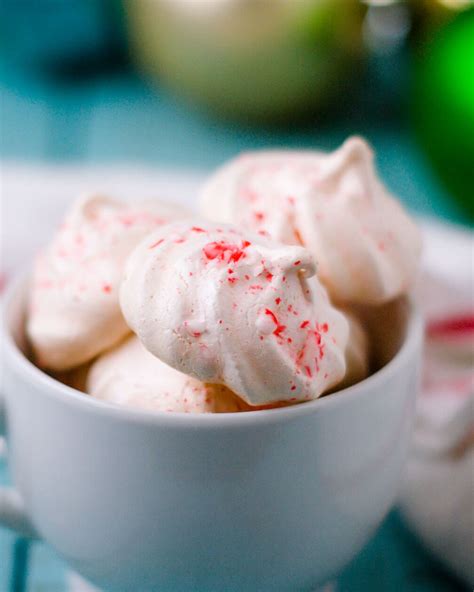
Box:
[87,336,247,413]
[338,310,370,390]
[120,221,349,406]
[200,136,421,305]
[27,194,187,371]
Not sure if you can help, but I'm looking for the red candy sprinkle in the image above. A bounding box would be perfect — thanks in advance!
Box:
[149,238,164,249]
[274,325,286,337]
[265,308,278,324]
[118,215,135,227]
[102,284,112,294]
[294,260,301,266]
[191,226,206,233]
[203,240,250,264]
[427,315,474,337]
[300,320,310,329]
[264,309,286,337]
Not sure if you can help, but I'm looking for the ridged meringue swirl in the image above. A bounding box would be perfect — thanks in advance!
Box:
[120,221,349,406]
[200,136,421,305]
[27,194,187,370]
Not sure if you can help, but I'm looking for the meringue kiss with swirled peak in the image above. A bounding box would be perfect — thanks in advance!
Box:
[87,335,250,414]
[120,221,349,407]
[27,194,188,371]
[200,136,421,305]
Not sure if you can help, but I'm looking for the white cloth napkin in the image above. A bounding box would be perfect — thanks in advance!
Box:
[400,220,474,586]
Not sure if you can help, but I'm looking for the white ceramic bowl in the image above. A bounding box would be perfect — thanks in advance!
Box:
[0,275,422,592]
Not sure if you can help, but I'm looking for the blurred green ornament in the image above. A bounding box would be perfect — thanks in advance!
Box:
[412,8,474,221]
[124,0,364,122]
[412,0,474,30]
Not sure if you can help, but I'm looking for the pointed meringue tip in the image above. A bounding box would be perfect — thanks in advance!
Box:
[339,136,374,161]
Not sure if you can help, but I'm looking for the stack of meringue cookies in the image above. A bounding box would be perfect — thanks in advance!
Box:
[27,137,421,414]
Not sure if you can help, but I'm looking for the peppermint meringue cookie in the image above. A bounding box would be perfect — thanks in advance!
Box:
[120,221,349,406]
[27,194,187,371]
[200,136,421,305]
[87,336,247,413]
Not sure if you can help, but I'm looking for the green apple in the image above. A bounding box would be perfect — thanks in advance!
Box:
[125,0,364,121]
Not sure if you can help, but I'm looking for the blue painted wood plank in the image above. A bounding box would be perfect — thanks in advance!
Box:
[0,454,17,592]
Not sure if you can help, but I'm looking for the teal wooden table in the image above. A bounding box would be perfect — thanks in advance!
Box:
[0,62,469,592]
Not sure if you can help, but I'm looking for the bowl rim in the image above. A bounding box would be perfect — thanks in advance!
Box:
[1,272,423,429]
